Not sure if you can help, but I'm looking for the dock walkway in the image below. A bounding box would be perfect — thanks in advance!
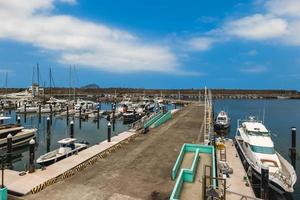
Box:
[6,131,137,196]
[217,139,258,200]
[22,103,204,200]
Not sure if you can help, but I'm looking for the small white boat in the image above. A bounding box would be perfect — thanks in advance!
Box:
[214,111,230,130]
[16,106,39,113]
[235,117,297,193]
[36,138,88,166]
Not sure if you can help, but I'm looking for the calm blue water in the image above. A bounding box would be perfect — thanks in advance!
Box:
[214,99,300,199]
[1,102,179,171]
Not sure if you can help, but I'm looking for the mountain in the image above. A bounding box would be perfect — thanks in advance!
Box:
[81,84,100,89]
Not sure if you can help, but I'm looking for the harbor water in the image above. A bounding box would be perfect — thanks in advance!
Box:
[0,102,180,172]
[214,99,300,199]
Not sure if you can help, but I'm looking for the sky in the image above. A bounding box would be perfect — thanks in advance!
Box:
[0,0,300,89]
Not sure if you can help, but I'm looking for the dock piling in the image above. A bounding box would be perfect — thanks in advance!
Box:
[6,134,12,169]
[29,139,36,173]
[70,121,74,138]
[38,104,41,124]
[79,106,82,129]
[16,116,20,125]
[107,122,111,142]
[97,106,100,129]
[66,105,69,125]
[290,127,297,169]
[46,117,51,152]
[260,164,269,200]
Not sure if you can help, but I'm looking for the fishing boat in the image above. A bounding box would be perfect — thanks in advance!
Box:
[235,116,297,193]
[0,117,36,148]
[214,111,230,130]
[36,138,88,166]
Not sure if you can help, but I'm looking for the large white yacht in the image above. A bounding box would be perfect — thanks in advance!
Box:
[235,117,297,193]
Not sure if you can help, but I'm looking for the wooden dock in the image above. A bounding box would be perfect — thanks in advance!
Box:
[216,139,258,200]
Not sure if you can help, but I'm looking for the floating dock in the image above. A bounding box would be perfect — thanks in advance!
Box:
[216,139,258,200]
[4,131,138,196]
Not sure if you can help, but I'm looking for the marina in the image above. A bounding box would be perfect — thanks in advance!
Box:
[1,1,300,199]
[0,89,298,200]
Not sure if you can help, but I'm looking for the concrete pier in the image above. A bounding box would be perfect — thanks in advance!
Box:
[23,103,205,200]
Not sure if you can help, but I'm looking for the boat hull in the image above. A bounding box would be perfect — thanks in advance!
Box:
[234,137,292,195]
[37,144,87,166]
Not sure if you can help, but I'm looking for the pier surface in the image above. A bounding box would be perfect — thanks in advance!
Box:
[217,139,257,200]
[23,103,204,200]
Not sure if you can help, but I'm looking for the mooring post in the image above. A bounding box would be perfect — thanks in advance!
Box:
[6,134,12,169]
[29,139,36,173]
[38,104,41,123]
[260,164,269,200]
[97,106,100,129]
[79,106,82,129]
[107,122,111,142]
[66,105,69,125]
[16,116,21,125]
[24,104,27,123]
[46,117,51,152]
[290,127,297,169]
[70,120,74,138]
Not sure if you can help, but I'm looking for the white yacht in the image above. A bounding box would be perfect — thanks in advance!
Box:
[36,138,87,166]
[214,111,230,130]
[235,117,297,193]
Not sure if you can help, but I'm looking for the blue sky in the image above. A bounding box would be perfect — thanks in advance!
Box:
[0,0,300,89]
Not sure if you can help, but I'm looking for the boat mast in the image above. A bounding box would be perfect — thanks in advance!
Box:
[68,66,71,103]
[37,63,40,98]
[5,71,8,98]
[49,67,52,97]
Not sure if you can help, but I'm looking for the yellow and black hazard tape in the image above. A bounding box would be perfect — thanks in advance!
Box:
[31,133,139,194]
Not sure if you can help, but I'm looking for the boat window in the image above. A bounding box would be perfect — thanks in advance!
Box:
[250,145,275,154]
[217,117,226,120]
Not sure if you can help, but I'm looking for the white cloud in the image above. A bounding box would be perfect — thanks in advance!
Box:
[245,50,258,56]
[224,14,288,40]
[0,0,180,73]
[241,65,267,73]
[186,37,214,51]
[266,0,300,17]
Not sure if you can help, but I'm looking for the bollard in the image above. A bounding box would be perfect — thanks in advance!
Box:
[17,116,21,125]
[79,107,82,129]
[260,164,269,200]
[107,122,111,142]
[70,120,74,138]
[66,105,69,125]
[6,134,12,169]
[29,139,35,173]
[46,117,51,153]
[38,104,41,123]
[46,117,51,152]
[290,127,297,169]
[97,107,100,129]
